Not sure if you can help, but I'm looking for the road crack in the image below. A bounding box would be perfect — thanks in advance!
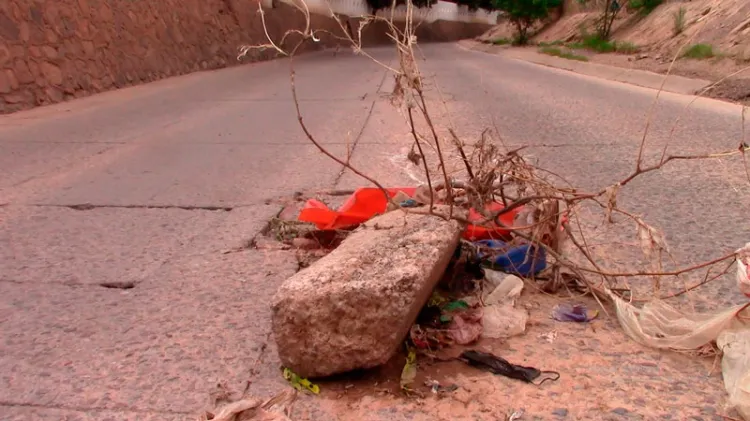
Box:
[34,203,234,212]
[0,401,192,417]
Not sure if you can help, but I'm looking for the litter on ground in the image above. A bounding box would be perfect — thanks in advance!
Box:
[260,184,750,420]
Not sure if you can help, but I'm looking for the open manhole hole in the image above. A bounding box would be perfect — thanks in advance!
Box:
[250,192,355,271]
[99,281,136,289]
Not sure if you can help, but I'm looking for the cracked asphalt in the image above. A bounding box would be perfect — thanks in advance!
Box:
[1,43,749,420]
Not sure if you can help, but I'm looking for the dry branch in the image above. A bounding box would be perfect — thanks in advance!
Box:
[239,0,749,305]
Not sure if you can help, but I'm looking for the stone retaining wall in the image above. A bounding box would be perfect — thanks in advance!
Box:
[0,0,490,114]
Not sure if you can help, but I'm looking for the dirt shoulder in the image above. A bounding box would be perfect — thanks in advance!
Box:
[464,40,750,105]
[590,52,750,105]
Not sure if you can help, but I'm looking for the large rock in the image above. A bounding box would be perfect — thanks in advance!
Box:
[271,206,463,378]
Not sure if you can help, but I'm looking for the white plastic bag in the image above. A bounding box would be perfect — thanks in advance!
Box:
[737,243,750,297]
[482,274,528,339]
[607,243,750,419]
[609,292,745,350]
[718,327,750,420]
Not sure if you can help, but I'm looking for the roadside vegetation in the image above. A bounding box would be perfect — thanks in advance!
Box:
[682,43,716,59]
[492,38,512,45]
[538,40,564,47]
[492,0,562,45]
[569,35,639,54]
[628,0,663,15]
[672,6,686,36]
[576,0,662,40]
[539,46,589,61]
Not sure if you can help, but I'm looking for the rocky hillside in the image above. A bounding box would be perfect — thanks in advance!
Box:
[484,0,750,60]
[478,0,750,104]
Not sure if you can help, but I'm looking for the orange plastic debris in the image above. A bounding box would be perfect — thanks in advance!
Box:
[298,187,520,240]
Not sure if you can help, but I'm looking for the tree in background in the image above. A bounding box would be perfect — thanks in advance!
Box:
[492,0,562,45]
[578,0,662,40]
[597,0,622,40]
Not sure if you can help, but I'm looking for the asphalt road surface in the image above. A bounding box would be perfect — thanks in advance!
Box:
[1,43,748,420]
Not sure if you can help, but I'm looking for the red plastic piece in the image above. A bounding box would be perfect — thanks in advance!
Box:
[298,187,520,240]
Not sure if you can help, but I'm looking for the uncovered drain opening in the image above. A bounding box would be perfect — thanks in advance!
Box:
[99,281,136,289]
[249,191,353,272]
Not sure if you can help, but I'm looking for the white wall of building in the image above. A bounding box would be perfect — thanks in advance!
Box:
[276,0,500,25]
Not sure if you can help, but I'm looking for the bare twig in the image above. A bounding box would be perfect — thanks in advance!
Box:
[408,107,435,210]
[245,0,748,306]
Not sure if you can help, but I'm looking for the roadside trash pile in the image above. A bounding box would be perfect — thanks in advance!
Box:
[251,186,750,419]
[293,186,576,395]
[297,186,520,241]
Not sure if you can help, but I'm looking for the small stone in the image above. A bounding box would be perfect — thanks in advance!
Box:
[4,92,28,103]
[40,62,63,86]
[13,60,34,84]
[45,86,63,102]
[552,408,569,417]
[0,44,10,66]
[45,29,58,43]
[18,22,29,42]
[701,406,716,414]
[42,46,57,60]
[29,6,43,25]
[28,60,40,77]
[0,71,11,94]
[99,4,113,21]
[0,12,20,41]
[291,237,320,250]
[77,0,90,14]
[277,203,303,221]
[10,45,24,58]
[82,41,94,56]
[611,408,630,416]
[5,70,18,90]
[76,21,92,40]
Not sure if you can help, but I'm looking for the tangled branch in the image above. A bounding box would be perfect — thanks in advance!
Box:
[239,0,749,306]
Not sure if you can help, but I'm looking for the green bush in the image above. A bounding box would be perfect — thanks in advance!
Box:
[539,46,589,61]
[682,43,715,59]
[492,38,512,45]
[673,7,687,36]
[629,0,663,15]
[569,36,638,54]
[570,36,615,52]
[492,0,563,45]
[615,41,639,54]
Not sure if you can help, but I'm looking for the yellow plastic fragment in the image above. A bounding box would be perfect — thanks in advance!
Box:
[282,367,320,395]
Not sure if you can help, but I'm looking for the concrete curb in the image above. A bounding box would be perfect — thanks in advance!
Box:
[458,41,712,96]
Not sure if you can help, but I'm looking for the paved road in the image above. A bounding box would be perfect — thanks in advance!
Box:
[1,43,749,420]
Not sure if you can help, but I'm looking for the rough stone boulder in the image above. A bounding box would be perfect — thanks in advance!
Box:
[271,207,463,378]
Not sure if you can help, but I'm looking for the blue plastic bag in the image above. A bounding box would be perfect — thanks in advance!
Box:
[475,239,546,277]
